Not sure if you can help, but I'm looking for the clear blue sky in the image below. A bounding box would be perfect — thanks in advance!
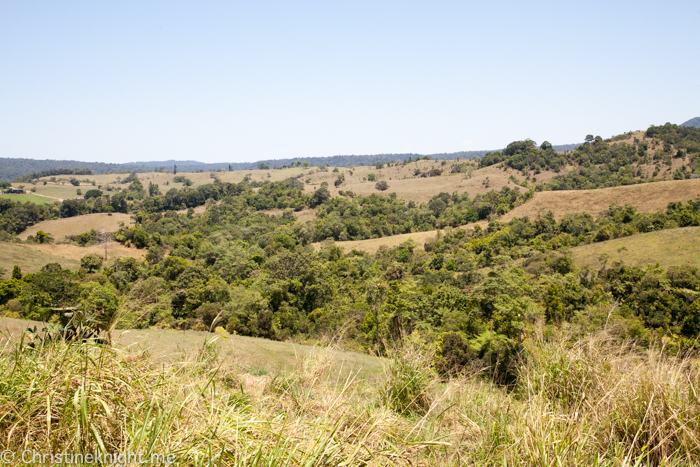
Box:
[1,1,699,163]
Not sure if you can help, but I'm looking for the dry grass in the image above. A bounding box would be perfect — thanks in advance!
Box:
[501,178,700,222]
[0,317,382,381]
[0,242,80,278]
[302,161,552,204]
[0,320,697,465]
[23,242,144,262]
[570,227,700,270]
[0,242,144,274]
[18,213,134,241]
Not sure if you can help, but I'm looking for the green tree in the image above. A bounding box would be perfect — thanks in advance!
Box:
[81,253,104,273]
[11,265,22,280]
[376,181,389,191]
[34,230,50,244]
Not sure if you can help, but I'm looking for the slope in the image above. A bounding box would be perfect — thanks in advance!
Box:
[570,227,700,270]
[321,179,700,253]
[0,317,383,380]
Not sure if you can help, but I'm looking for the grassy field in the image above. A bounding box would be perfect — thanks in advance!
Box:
[0,193,57,205]
[0,319,697,465]
[0,241,144,278]
[0,317,383,380]
[571,227,700,270]
[328,178,700,254]
[18,212,134,240]
[26,184,83,200]
[0,242,80,278]
[501,178,700,222]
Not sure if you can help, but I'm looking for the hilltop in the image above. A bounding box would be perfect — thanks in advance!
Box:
[682,117,700,128]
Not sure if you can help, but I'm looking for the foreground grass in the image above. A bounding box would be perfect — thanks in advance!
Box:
[0,327,698,466]
[0,317,383,380]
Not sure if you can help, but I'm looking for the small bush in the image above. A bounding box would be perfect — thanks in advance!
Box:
[381,334,436,415]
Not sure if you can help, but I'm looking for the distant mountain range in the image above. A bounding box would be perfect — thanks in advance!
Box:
[0,144,580,181]
[681,117,700,128]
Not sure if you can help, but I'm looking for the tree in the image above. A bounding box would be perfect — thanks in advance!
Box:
[35,230,50,244]
[376,181,389,191]
[310,185,331,207]
[148,182,160,196]
[585,134,594,143]
[173,164,177,174]
[11,265,22,280]
[84,189,103,199]
[368,173,377,182]
[81,253,104,273]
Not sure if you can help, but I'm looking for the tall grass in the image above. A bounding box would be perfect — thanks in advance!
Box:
[0,328,699,466]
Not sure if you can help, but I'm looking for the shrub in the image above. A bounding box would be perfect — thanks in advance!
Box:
[81,253,104,273]
[375,181,389,191]
[381,334,436,415]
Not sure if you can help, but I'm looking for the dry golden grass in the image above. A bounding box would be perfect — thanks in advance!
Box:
[0,242,80,278]
[0,319,697,465]
[570,227,700,270]
[22,242,144,262]
[0,241,143,277]
[18,213,134,241]
[501,178,700,222]
[301,161,555,204]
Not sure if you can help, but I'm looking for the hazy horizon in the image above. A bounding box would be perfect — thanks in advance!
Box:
[2,1,699,163]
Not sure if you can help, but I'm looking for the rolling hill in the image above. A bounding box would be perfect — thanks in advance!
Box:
[17,212,134,241]
[681,117,700,128]
[319,178,700,253]
[0,241,145,278]
[570,227,700,270]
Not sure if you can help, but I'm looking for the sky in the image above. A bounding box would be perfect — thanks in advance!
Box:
[1,1,699,163]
